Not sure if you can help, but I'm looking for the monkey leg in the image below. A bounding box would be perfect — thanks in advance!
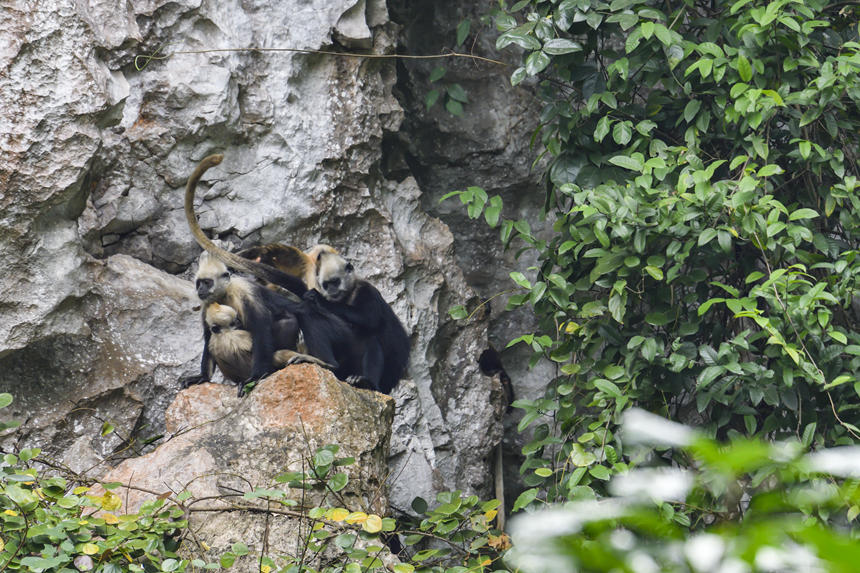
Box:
[274,349,335,371]
[179,374,209,388]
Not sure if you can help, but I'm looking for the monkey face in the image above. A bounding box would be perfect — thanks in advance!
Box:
[195,252,232,302]
[206,302,242,332]
[317,253,355,302]
[195,272,230,302]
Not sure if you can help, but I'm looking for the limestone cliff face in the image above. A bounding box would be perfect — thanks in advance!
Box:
[0,0,525,512]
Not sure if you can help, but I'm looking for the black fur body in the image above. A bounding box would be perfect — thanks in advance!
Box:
[308,252,410,394]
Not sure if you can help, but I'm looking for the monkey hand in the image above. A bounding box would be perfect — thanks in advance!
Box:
[302,289,322,305]
[345,375,374,391]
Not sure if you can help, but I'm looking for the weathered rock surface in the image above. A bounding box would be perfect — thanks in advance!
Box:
[0,0,510,516]
[387,1,555,499]
[101,365,393,571]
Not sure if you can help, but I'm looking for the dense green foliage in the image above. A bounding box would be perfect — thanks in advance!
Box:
[450,0,860,508]
[507,409,860,572]
[0,394,196,573]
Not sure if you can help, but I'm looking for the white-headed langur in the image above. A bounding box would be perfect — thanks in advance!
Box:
[304,251,410,394]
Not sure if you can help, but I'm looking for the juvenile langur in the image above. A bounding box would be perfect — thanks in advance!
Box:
[181,251,302,396]
[205,302,332,392]
[183,154,365,386]
[239,243,337,291]
[305,251,410,394]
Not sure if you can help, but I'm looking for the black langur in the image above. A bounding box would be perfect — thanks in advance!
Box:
[204,302,333,391]
[305,251,410,394]
[183,154,365,388]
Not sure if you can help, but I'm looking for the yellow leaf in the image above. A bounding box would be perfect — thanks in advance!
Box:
[101,491,122,511]
[484,509,498,522]
[0,537,4,552]
[74,486,90,495]
[481,558,492,566]
[103,513,119,525]
[345,511,367,524]
[564,321,580,334]
[327,507,350,521]
[261,566,272,573]
[362,514,383,533]
[202,542,211,551]
[79,520,89,525]
[82,543,100,555]
[3,510,18,517]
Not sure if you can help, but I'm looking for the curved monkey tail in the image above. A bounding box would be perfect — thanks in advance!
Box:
[184,154,308,302]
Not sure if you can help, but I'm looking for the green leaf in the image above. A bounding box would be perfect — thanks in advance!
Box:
[697,365,724,388]
[329,472,349,492]
[456,19,470,47]
[612,121,632,145]
[425,89,440,109]
[737,53,752,81]
[314,449,335,467]
[788,208,818,221]
[698,228,717,246]
[0,393,12,408]
[511,66,528,86]
[411,496,428,514]
[609,155,643,172]
[654,23,672,46]
[496,31,541,51]
[594,116,612,142]
[510,271,531,289]
[683,99,701,123]
[448,305,468,320]
[828,331,848,344]
[446,83,468,103]
[757,164,783,177]
[644,265,664,280]
[589,465,611,480]
[429,67,446,83]
[543,38,583,55]
[513,488,539,511]
[100,421,115,437]
[594,378,623,398]
[484,196,503,228]
[525,50,551,75]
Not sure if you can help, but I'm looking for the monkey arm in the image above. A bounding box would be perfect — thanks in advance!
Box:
[245,304,277,381]
[308,286,385,331]
[180,326,214,387]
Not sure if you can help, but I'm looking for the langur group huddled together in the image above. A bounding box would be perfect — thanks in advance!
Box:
[180,154,410,397]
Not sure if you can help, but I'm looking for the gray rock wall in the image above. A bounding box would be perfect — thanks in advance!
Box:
[0,0,513,514]
[386,1,556,501]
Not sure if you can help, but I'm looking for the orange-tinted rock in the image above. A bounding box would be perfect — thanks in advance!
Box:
[98,364,394,571]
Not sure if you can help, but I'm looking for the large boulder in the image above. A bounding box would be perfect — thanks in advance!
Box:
[100,364,394,570]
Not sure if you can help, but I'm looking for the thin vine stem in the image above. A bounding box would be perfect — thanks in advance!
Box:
[135,44,508,71]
